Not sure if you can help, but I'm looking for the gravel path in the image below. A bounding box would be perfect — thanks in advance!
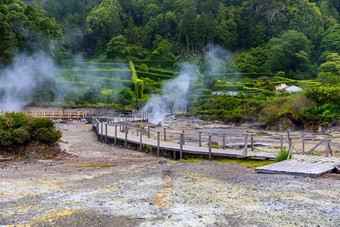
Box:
[1,123,340,226]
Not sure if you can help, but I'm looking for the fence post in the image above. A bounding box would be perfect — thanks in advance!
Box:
[208,135,212,161]
[164,127,167,141]
[223,134,226,150]
[326,136,330,157]
[105,123,108,143]
[182,130,185,145]
[139,129,143,152]
[114,125,117,146]
[100,122,103,142]
[125,127,128,148]
[302,134,305,154]
[243,136,248,157]
[180,133,183,159]
[280,135,283,153]
[148,126,150,138]
[199,132,202,147]
[251,135,254,151]
[157,131,160,156]
[287,138,293,160]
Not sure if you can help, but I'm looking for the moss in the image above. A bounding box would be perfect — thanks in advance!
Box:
[71,164,117,168]
[180,158,205,163]
[216,159,276,168]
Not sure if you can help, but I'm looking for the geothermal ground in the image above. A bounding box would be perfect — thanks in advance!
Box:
[1,123,340,226]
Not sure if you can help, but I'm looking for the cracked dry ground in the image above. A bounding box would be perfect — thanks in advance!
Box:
[1,123,340,226]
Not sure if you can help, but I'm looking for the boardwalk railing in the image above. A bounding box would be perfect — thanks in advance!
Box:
[91,115,340,160]
[24,110,89,120]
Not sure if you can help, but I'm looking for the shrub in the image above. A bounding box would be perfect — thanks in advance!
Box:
[29,117,55,130]
[13,128,31,144]
[139,64,149,72]
[33,128,62,144]
[276,148,291,162]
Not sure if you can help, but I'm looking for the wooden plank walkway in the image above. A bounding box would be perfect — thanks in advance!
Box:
[97,123,277,160]
[256,155,340,177]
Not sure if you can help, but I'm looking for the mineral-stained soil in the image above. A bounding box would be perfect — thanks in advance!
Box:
[1,123,340,226]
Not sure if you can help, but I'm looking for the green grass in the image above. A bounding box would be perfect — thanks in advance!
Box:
[216,159,276,168]
[180,158,205,162]
[276,148,291,162]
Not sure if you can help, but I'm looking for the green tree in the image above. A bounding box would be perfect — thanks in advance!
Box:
[267,30,311,72]
[216,19,238,50]
[106,35,129,59]
[86,0,122,49]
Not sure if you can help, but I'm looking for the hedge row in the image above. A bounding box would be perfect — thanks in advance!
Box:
[136,71,174,80]
[133,60,176,68]
[212,73,275,79]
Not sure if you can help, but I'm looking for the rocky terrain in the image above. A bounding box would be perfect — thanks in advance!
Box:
[0,123,339,226]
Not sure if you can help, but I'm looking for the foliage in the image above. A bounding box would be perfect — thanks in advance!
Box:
[0,112,61,147]
[33,127,62,144]
[304,86,340,105]
[302,103,340,126]
[276,148,291,162]
[139,64,149,72]
[106,35,129,59]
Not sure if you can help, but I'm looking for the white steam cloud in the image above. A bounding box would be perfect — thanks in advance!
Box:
[0,53,60,111]
[143,63,199,124]
[143,45,233,125]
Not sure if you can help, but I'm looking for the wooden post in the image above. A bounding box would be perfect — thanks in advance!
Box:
[182,130,185,145]
[164,127,167,141]
[139,129,142,152]
[287,138,293,160]
[148,126,150,138]
[105,123,108,143]
[243,136,248,157]
[251,136,254,151]
[326,136,330,157]
[114,125,117,146]
[125,127,128,148]
[280,135,283,153]
[199,132,202,147]
[223,134,226,150]
[100,123,103,142]
[208,135,212,161]
[157,131,160,156]
[302,134,305,154]
[287,129,291,141]
[180,133,183,159]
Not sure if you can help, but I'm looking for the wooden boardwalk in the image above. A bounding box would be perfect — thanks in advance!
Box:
[256,155,340,177]
[96,122,277,161]
[94,119,340,177]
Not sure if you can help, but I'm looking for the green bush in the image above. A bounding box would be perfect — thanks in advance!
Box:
[13,128,31,144]
[139,64,149,72]
[33,128,62,144]
[0,112,62,147]
[276,148,291,162]
[29,117,55,130]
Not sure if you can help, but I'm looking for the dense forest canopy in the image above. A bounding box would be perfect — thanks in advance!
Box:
[1,0,339,77]
[0,0,339,129]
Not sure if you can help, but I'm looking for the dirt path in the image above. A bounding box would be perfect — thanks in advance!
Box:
[1,123,340,226]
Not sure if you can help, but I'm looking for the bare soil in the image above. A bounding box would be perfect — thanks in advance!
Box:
[1,123,340,226]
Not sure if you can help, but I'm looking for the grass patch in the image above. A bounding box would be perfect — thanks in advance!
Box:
[276,148,291,162]
[71,164,117,168]
[311,152,321,156]
[216,159,276,168]
[181,158,205,163]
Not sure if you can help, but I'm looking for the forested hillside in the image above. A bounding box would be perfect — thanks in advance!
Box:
[1,0,339,130]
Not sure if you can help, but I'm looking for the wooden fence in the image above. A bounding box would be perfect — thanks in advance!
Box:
[24,110,89,120]
[93,116,340,159]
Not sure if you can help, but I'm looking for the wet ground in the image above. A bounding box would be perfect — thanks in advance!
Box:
[1,123,340,226]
